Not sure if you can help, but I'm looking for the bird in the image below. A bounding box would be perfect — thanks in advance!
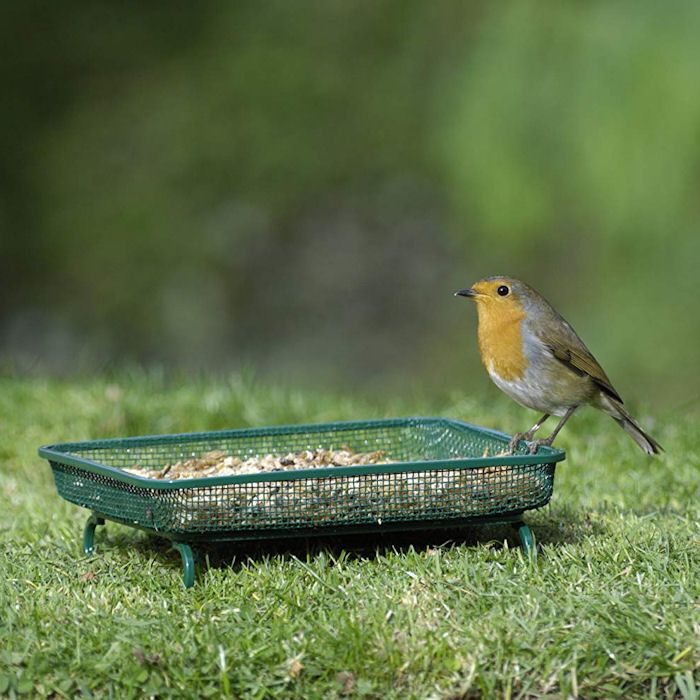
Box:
[455,276,662,455]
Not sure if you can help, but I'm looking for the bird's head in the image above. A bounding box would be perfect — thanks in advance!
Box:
[455,276,551,327]
[455,276,527,309]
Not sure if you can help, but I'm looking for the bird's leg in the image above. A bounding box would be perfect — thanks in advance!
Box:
[507,414,550,453]
[529,413,550,436]
[526,406,578,454]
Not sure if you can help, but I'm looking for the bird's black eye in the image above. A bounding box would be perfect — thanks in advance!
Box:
[497,285,510,297]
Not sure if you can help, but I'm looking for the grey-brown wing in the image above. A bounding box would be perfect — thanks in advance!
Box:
[533,312,624,404]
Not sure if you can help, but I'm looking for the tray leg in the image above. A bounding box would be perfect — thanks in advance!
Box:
[514,521,537,558]
[83,513,105,555]
[172,542,196,588]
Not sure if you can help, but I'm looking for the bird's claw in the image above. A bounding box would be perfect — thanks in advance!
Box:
[507,432,554,455]
[507,432,532,455]
[526,438,554,455]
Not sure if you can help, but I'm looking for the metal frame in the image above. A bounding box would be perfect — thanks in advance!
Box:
[40,417,562,587]
[81,509,537,588]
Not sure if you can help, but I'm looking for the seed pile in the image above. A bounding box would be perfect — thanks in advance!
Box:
[121,447,544,531]
[123,447,391,480]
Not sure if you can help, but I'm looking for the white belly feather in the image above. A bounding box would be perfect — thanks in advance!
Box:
[487,362,564,415]
[487,361,576,417]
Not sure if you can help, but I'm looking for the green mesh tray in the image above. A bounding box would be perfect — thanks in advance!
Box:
[39,417,564,540]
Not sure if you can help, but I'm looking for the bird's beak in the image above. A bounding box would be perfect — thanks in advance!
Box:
[455,288,477,298]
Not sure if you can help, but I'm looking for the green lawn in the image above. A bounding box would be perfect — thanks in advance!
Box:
[1,373,698,699]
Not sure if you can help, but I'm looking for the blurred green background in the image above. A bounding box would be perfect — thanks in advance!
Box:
[2,1,699,407]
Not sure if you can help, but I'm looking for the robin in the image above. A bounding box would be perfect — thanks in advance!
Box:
[455,276,662,455]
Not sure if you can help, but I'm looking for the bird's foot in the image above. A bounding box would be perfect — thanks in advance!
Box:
[507,431,535,454]
[526,437,555,455]
[508,432,557,455]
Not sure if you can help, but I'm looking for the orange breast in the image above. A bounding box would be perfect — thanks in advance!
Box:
[476,302,528,381]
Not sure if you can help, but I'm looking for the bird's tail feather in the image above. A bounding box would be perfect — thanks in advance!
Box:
[602,398,663,455]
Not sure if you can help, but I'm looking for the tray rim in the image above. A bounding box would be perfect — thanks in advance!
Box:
[38,416,565,491]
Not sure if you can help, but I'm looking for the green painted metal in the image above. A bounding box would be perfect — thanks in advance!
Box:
[515,522,536,557]
[172,542,195,588]
[82,513,105,554]
[40,417,564,585]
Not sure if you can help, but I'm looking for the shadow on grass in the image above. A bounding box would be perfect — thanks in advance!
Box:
[88,503,608,581]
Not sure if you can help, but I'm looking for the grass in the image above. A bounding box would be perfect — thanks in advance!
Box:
[0,371,698,699]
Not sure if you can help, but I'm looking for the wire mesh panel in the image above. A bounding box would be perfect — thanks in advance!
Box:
[42,418,563,539]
